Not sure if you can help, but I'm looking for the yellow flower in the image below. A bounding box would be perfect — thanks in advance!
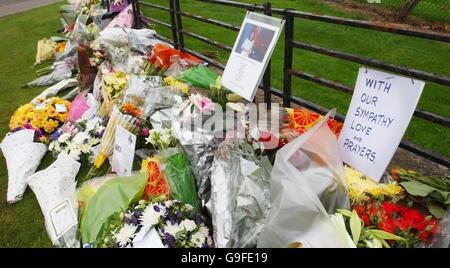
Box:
[345,165,404,204]
[46,106,58,117]
[43,119,59,133]
[164,76,189,94]
[55,113,68,123]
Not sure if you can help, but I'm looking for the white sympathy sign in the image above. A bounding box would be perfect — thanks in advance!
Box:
[221,12,284,101]
[338,68,424,181]
[111,125,136,176]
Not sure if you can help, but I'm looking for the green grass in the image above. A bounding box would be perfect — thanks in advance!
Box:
[0,0,449,247]
[0,4,62,247]
[142,0,450,158]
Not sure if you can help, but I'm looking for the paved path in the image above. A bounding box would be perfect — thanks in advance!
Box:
[0,0,62,17]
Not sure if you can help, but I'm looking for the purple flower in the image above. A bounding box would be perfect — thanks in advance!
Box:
[140,128,150,137]
[153,205,160,212]
[193,213,203,224]
[163,233,176,248]
[51,130,62,141]
[133,120,142,128]
[176,210,182,218]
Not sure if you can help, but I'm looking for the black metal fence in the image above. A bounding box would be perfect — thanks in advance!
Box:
[129,0,450,168]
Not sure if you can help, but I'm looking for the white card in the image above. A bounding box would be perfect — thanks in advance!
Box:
[35,103,46,110]
[338,68,424,181]
[111,125,136,176]
[55,104,67,113]
[48,198,78,239]
[132,226,164,248]
[222,12,284,101]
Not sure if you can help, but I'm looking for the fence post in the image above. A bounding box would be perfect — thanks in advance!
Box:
[174,0,185,49]
[169,0,180,49]
[397,0,421,22]
[130,0,142,29]
[262,2,272,107]
[282,11,294,107]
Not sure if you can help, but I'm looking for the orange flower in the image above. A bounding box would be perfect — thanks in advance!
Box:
[121,103,141,117]
[19,115,30,125]
[55,42,66,53]
[56,113,68,122]
[143,159,170,199]
[47,106,58,117]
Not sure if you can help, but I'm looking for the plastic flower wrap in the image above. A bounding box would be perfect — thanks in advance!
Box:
[208,140,271,248]
[25,57,76,88]
[49,116,105,163]
[92,105,141,170]
[78,172,148,246]
[34,38,57,65]
[178,65,218,90]
[27,153,81,247]
[95,199,212,248]
[98,71,128,117]
[141,157,170,200]
[284,107,343,137]
[9,97,71,134]
[345,165,404,204]
[1,129,47,203]
[146,129,200,211]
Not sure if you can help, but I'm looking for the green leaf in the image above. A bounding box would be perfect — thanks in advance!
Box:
[350,210,362,246]
[426,201,447,219]
[400,181,435,197]
[380,238,390,248]
[367,229,408,247]
[336,209,352,218]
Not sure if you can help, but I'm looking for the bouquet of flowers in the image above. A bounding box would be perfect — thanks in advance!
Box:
[34,38,57,66]
[95,199,212,248]
[146,129,200,211]
[79,172,148,246]
[283,107,343,137]
[27,153,81,247]
[9,97,71,134]
[49,116,105,163]
[1,129,48,203]
[92,104,142,170]
[353,201,438,247]
[98,71,128,117]
[391,167,450,219]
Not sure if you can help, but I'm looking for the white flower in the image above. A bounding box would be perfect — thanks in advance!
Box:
[164,200,173,207]
[164,221,180,237]
[79,143,92,154]
[190,231,205,248]
[185,204,193,211]
[59,133,71,142]
[181,219,197,232]
[49,142,55,151]
[198,225,209,237]
[68,149,81,160]
[139,205,160,226]
[113,224,137,248]
[73,132,88,144]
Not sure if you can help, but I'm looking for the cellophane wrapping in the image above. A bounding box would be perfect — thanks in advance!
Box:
[207,140,272,248]
[257,110,350,248]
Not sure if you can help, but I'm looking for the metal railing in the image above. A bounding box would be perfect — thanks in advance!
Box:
[130,0,450,168]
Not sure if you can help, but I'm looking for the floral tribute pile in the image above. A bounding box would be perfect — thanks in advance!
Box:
[0,0,448,249]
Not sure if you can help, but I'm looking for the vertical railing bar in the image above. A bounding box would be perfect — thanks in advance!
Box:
[262,2,272,107]
[168,0,180,49]
[282,10,294,107]
[174,0,185,49]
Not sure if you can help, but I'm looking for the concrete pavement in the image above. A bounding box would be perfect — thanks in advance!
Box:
[0,0,62,17]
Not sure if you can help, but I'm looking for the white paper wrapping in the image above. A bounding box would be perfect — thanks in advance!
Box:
[1,130,47,204]
[27,153,81,247]
[257,110,350,248]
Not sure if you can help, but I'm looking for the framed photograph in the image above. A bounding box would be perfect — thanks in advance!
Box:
[222,12,284,101]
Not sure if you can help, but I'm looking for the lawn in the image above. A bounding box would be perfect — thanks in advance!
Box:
[0,0,448,247]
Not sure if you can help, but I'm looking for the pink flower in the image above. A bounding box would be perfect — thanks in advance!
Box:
[190,94,214,113]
